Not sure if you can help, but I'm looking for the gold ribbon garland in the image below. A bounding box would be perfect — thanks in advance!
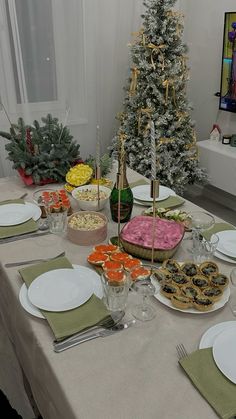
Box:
[137,107,153,135]
[147,43,165,71]
[162,79,176,106]
[131,27,146,46]
[129,67,140,96]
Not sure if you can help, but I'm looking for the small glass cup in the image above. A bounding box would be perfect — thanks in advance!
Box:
[230,268,236,316]
[101,269,130,312]
[46,208,68,234]
[130,265,156,321]
[202,234,219,260]
[32,188,55,230]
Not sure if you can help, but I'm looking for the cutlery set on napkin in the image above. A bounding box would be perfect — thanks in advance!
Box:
[178,320,236,419]
[17,256,134,351]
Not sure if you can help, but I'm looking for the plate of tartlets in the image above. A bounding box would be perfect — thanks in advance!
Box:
[151,259,230,314]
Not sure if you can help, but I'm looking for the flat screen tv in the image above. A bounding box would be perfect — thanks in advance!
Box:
[219,12,236,112]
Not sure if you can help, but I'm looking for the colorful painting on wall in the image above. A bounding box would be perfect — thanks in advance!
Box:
[219,12,236,113]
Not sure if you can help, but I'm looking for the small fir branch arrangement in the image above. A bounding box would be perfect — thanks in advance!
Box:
[84,153,112,177]
[0,113,81,184]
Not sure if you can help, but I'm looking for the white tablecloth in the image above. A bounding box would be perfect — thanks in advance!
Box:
[0,170,234,419]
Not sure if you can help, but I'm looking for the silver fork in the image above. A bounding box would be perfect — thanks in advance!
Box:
[54,319,136,352]
[4,251,66,268]
[53,310,125,345]
[176,343,188,361]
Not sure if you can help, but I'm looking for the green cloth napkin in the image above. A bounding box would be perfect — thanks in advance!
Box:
[130,179,185,209]
[19,256,110,340]
[180,348,236,419]
[0,199,37,239]
[202,222,235,241]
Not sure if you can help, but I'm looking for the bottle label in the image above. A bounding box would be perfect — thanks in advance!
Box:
[111,202,132,222]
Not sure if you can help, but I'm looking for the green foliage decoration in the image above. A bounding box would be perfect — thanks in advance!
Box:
[0,114,81,184]
[85,153,112,177]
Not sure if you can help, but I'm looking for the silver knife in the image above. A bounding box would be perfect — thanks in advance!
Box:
[53,322,133,353]
[0,231,51,244]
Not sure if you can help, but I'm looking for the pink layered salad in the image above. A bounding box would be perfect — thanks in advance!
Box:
[120,216,184,250]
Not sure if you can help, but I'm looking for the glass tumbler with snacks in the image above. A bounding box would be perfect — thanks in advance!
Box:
[101,269,130,312]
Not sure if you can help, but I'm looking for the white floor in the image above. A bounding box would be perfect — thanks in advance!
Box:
[0,186,235,419]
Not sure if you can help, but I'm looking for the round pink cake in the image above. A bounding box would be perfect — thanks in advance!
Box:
[120,216,184,250]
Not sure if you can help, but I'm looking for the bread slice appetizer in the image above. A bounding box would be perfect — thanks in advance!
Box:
[193,295,214,311]
[210,273,229,289]
[202,286,223,302]
[199,261,219,277]
[171,294,192,310]
[181,262,199,277]
[87,252,109,266]
[192,275,209,289]
[160,283,180,299]
[162,259,181,274]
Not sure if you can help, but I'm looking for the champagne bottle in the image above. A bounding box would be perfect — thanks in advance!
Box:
[110,152,133,223]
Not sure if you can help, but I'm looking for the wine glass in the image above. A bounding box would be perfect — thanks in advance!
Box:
[189,211,215,263]
[32,189,55,230]
[131,265,156,321]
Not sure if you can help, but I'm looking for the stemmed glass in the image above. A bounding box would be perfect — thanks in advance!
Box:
[131,265,156,321]
[189,211,215,263]
[32,189,55,230]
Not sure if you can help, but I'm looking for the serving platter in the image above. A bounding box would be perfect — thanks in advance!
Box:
[151,278,230,314]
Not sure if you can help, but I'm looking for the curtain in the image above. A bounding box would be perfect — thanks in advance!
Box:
[0,0,143,178]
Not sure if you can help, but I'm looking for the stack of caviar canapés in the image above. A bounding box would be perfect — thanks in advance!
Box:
[40,189,72,217]
[153,259,229,312]
[87,244,148,284]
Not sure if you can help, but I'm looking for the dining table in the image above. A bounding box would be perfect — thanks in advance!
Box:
[0,164,235,419]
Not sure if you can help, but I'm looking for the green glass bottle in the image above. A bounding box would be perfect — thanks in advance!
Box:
[110,152,133,223]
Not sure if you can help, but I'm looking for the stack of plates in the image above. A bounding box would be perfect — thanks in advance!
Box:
[215,231,236,264]
[19,265,103,318]
[199,321,236,384]
[0,202,41,226]
[132,185,176,205]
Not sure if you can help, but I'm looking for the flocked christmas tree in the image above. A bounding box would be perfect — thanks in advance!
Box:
[0,114,81,184]
[110,0,208,195]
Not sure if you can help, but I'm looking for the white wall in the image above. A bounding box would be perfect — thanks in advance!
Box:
[180,0,236,141]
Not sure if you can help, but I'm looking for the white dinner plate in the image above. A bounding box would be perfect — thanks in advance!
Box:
[132,185,173,202]
[28,268,94,311]
[217,231,236,258]
[213,327,236,384]
[214,249,236,264]
[151,277,230,314]
[199,321,236,349]
[0,203,34,226]
[19,283,45,319]
[25,202,42,221]
[19,265,103,318]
